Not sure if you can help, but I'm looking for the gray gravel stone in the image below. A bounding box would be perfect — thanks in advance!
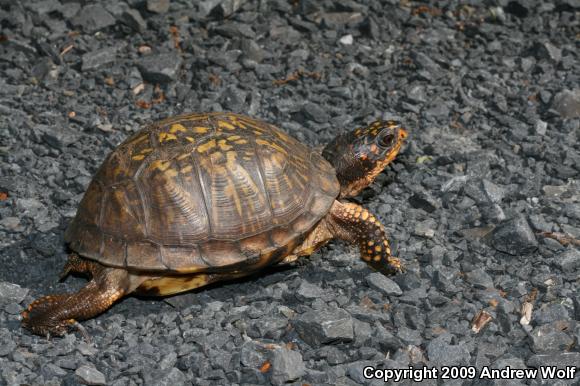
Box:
[527,352,580,368]
[296,280,325,300]
[553,248,580,271]
[270,347,306,385]
[239,341,269,368]
[75,365,106,386]
[491,216,538,255]
[373,322,403,352]
[293,308,354,346]
[82,46,121,72]
[530,321,576,353]
[534,40,562,62]
[346,360,376,384]
[219,85,247,112]
[302,102,329,123]
[465,268,494,289]
[4,302,21,314]
[137,53,183,83]
[121,9,147,32]
[71,5,116,33]
[211,0,248,18]
[150,367,187,386]
[427,334,471,366]
[0,282,28,305]
[551,89,580,119]
[408,191,439,213]
[366,272,402,296]
[533,303,570,325]
[0,329,17,357]
[146,0,170,14]
[241,39,264,63]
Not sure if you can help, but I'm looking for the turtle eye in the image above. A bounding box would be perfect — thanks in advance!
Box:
[377,131,395,148]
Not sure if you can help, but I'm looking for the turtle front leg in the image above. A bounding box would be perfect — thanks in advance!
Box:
[327,200,403,275]
[22,260,129,337]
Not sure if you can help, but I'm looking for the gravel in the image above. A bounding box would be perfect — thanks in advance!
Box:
[1,0,579,385]
[75,365,107,385]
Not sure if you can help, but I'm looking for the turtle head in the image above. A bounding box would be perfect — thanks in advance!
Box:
[322,120,407,198]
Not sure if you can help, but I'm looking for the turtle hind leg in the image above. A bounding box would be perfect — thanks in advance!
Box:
[327,200,403,275]
[22,261,130,337]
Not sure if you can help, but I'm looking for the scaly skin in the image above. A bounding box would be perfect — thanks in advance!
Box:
[327,201,403,275]
[21,254,129,337]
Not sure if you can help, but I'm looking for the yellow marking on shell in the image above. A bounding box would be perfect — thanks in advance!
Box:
[373,255,381,261]
[253,130,263,135]
[367,240,374,246]
[218,120,236,130]
[140,148,153,154]
[151,160,171,171]
[256,139,288,155]
[159,132,177,142]
[177,152,190,160]
[227,116,242,128]
[210,151,224,164]
[197,139,216,153]
[226,150,238,168]
[192,126,209,134]
[275,130,290,141]
[361,211,369,221]
[228,135,241,141]
[181,165,193,174]
[366,249,373,255]
[375,245,382,252]
[362,254,371,261]
[236,139,248,144]
[371,129,378,135]
[224,151,244,219]
[169,123,187,133]
[218,139,233,151]
[165,168,178,178]
[186,136,195,142]
[132,154,145,161]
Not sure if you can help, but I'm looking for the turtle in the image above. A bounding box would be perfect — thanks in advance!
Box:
[22,112,408,336]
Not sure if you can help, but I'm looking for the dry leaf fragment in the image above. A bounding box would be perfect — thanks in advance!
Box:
[471,310,493,333]
[520,302,533,326]
[259,360,271,373]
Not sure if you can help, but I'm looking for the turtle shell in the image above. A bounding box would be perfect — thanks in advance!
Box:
[64,112,340,273]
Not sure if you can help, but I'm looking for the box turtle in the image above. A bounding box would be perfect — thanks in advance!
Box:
[22,112,408,336]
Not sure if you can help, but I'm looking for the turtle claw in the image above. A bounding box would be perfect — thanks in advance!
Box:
[59,266,72,281]
[70,320,91,343]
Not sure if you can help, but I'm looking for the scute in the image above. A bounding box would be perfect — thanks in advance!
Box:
[65,112,340,272]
